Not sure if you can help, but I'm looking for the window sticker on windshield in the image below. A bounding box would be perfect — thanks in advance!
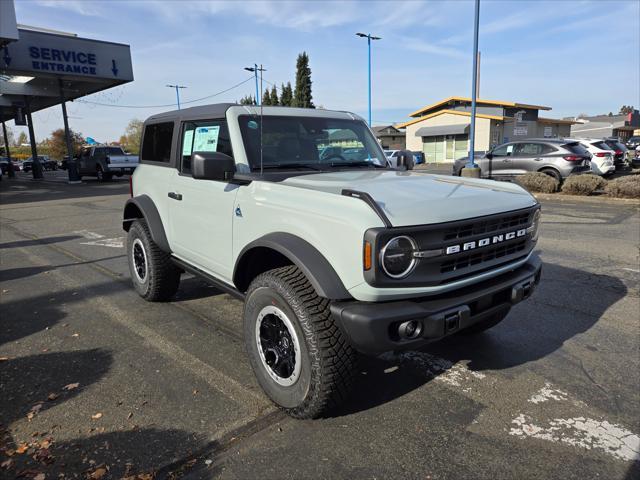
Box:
[182,130,194,156]
[247,120,258,130]
[507,145,514,154]
[193,126,220,152]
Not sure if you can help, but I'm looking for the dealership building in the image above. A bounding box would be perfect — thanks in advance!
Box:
[395,96,575,162]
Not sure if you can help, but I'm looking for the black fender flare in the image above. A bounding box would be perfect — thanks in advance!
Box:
[122,195,171,253]
[234,232,352,300]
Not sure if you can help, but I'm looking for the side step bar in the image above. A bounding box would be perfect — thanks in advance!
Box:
[171,256,245,300]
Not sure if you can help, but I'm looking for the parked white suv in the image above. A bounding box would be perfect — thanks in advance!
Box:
[569,138,616,176]
[122,104,542,418]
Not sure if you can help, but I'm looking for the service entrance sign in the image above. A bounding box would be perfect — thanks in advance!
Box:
[1,28,133,82]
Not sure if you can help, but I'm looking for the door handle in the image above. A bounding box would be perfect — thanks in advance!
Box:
[168,192,182,201]
[534,157,542,161]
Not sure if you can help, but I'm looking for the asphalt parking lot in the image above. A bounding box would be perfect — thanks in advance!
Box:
[1,172,639,479]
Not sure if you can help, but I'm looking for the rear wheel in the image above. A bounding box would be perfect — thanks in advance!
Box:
[127,219,180,301]
[244,266,356,419]
[96,166,112,182]
[539,168,562,184]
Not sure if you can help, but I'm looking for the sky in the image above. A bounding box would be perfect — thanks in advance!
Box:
[8,0,640,143]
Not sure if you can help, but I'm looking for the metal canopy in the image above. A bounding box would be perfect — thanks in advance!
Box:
[0,27,133,122]
[415,123,469,137]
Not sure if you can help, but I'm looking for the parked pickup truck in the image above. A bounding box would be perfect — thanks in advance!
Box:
[79,145,138,181]
[122,104,542,418]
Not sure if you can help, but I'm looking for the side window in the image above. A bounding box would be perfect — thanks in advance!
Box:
[94,148,105,159]
[541,144,556,154]
[492,144,514,157]
[179,119,232,175]
[514,143,543,156]
[141,122,174,163]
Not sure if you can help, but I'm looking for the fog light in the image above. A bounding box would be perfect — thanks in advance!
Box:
[398,320,422,339]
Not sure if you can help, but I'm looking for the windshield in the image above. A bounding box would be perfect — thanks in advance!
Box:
[238,115,387,170]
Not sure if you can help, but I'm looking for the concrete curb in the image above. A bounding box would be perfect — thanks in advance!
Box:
[533,193,640,205]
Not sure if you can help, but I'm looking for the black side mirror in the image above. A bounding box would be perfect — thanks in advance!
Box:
[485,152,493,160]
[192,151,235,181]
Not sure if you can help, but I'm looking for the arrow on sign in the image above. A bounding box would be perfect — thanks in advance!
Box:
[111,59,118,76]
[2,47,11,67]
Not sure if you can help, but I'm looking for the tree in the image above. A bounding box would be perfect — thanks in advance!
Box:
[262,88,272,106]
[48,128,84,159]
[280,82,293,107]
[16,131,28,146]
[239,94,256,105]
[119,119,143,154]
[0,125,14,149]
[269,85,279,106]
[619,105,634,115]
[293,52,314,108]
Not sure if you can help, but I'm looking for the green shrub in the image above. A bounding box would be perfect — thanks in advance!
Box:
[561,175,607,196]
[515,172,558,193]
[605,175,640,198]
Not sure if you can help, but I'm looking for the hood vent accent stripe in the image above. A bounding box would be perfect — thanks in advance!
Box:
[342,189,392,228]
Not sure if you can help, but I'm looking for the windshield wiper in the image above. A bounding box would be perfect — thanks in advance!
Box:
[329,161,386,169]
[259,163,325,171]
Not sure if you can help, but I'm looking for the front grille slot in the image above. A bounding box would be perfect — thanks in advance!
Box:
[440,239,528,274]
[442,212,531,241]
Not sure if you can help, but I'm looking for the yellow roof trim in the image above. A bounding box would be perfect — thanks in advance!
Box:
[408,96,552,117]
[395,109,504,129]
[538,117,578,125]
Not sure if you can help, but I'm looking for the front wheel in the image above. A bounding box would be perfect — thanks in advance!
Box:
[243,266,357,419]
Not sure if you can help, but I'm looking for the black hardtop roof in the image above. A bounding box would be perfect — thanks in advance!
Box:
[144,103,238,124]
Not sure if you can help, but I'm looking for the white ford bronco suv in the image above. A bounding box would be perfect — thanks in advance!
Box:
[123,104,542,418]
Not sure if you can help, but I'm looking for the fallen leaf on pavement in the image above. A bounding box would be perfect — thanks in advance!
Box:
[127,412,133,419]
[47,393,58,401]
[63,383,79,391]
[71,333,79,337]
[1,459,13,469]
[34,473,45,480]
[89,467,107,479]
[15,444,28,454]
[91,413,103,420]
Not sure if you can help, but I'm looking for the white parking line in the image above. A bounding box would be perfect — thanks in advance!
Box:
[73,230,104,240]
[621,267,640,273]
[80,237,124,248]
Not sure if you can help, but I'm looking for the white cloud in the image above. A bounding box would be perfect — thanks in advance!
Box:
[34,0,106,16]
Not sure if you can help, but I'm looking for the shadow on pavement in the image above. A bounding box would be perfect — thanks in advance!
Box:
[0,235,82,249]
[0,255,126,283]
[0,349,113,427]
[332,262,626,416]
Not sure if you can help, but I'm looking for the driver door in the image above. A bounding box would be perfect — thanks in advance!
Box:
[486,143,516,176]
[168,119,239,282]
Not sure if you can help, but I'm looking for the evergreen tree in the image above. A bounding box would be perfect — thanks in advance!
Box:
[293,52,314,108]
[239,94,256,105]
[262,89,271,106]
[269,85,279,106]
[280,82,293,106]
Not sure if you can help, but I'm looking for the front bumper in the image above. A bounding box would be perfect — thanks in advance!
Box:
[331,255,541,355]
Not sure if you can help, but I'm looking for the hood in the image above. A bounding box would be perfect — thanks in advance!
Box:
[280,170,537,227]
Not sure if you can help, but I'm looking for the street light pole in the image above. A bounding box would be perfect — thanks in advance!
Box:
[166,84,187,110]
[244,64,265,105]
[356,33,381,127]
[466,0,481,172]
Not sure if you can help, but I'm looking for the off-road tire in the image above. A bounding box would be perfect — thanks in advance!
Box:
[459,308,510,335]
[244,265,357,419]
[96,166,112,182]
[127,219,180,301]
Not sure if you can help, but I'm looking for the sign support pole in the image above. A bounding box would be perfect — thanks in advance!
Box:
[60,80,81,183]
[2,121,16,178]
[24,97,44,180]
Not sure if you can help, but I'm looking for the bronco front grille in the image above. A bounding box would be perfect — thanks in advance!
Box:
[440,239,528,274]
[442,211,531,242]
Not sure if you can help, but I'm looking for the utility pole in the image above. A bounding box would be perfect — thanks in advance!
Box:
[244,64,266,105]
[166,84,187,110]
[60,79,81,183]
[356,32,381,127]
[2,121,15,178]
[463,0,482,178]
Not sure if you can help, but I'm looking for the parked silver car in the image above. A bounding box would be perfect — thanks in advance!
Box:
[453,139,591,182]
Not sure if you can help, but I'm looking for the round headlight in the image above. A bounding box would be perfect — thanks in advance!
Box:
[380,236,418,279]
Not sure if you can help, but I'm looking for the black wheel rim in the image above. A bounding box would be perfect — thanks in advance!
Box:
[132,239,147,282]
[255,305,301,386]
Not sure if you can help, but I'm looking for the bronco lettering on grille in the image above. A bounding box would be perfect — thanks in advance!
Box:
[445,228,527,255]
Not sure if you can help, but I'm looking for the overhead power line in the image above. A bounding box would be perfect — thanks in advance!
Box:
[76,76,255,109]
